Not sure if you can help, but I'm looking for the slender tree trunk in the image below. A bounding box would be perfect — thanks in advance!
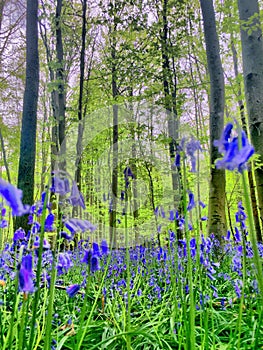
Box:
[230,34,262,241]
[160,0,182,240]
[109,15,118,249]
[74,0,87,194]
[200,0,227,242]
[55,0,66,170]
[0,129,11,183]
[238,0,263,236]
[16,0,39,229]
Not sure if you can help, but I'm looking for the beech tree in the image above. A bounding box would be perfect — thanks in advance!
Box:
[200,0,227,241]
[16,0,39,228]
[238,0,263,236]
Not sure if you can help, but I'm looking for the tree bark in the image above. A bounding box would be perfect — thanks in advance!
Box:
[230,33,262,241]
[238,0,263,236]
[109,8,118,248]
[200,0,227,242]
[16,0,39,229]
[55,0,66,170]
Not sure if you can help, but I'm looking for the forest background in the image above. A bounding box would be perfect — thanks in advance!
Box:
[1,0,263,248]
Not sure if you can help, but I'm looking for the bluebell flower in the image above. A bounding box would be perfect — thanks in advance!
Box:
[199,201,206,209]
[186,137,202,172]
[90,255,100,272]
[19,255,34,293]
[45,213,55,231]
[13,228,26,243]
[120,191,125,200]
[235,202,247,229]
[68,181,86,209]
[214,123,254,172]
[50,175,70,195]
[0,219,7,228]
[0,178,30,216]
[234,227,242,242]
[60,231,72,240]
[174,153,181,167]
[66,284,80,298]
[174,137,202,172]
[187,192,195,211]
[101,240,108,255]
[169,210,175,221]
[124,166,135,188]
[82,249,92,264]
[64,218,97,233]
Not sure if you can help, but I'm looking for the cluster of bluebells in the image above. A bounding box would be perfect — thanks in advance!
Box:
[214,122,254,172]
[154,192,207,234]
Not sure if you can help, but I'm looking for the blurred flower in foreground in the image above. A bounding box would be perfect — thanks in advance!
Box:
[0,178,30,216]
[68,181,86,209]
[214,123,254,172]
[64,218,97,234]
[50,175,70,195]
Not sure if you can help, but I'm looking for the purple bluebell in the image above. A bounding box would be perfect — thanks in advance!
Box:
[187,192,195,211]
[19,255,34,293]
[90,255,100,272]
[68,181,86,209]
[66,284,80,298]
[33,236,50,250]
[64,218,97,233]
[0,219,7,228]
[60,231,72,240]
[214,122,233,153]
[13,228,26,243]
[174,153,181,167]
[0,178,30,216]
[45,213,55,231]
[186,137,202,172]
[124,166,135,188]
[235,202,247,229]
[101,240,108,255]
[169,210,175,221]
[199,201,206,209]
[214,123,254,172]
[50,175,70,195]
[234,227,241,242]
[120,191,125,201]
[82,249,92,264]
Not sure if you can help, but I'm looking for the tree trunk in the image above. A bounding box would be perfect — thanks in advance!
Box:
[109,13,118,249]
[74,0,87,191]
[230,33,262,241]
[16,0,39,229]
[160,0,182,240]
[238,0,263,236]
[55,0,66,170]
[200,0,227,242]
[0,129,11,183]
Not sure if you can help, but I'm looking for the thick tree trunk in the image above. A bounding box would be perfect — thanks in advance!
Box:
[230,35,262,241]
[238,0,263,236]
[16,0,39,229]
[200,0,226,242]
